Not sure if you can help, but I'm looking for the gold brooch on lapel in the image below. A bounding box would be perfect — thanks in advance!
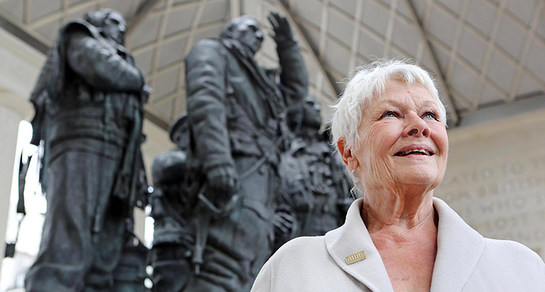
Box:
[345,251,366,265]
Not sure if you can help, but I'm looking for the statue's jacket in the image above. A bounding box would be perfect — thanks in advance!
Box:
[185,36,308,203]
[43,20,144,161]
[25,18,148,290]
[32,19,146,227]
[280,136,341,235]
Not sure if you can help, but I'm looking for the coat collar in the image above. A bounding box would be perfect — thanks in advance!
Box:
[324,198,394,292]
[324,197,485,292]
[430,197,484,291]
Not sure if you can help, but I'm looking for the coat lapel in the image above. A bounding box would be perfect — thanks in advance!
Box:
[325,198,394,292]
[430,197,485,291]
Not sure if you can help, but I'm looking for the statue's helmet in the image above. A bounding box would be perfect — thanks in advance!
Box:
[151,150,187,186]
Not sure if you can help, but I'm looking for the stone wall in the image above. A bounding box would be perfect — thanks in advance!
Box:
[436,108,545,260]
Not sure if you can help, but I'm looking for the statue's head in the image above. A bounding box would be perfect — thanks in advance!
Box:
[302,95,322,130]
[287,95,322,133]
[221,15,264,55]
[169,113,189,152]
[84,9,126,45]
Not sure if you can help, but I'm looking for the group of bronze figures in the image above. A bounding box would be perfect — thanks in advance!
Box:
[21,9,352,291]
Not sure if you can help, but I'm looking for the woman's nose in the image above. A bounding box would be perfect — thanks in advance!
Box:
[405,113,430,137]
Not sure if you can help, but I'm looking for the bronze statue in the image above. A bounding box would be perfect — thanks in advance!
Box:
[182,12,308,291]
[274,96,353,249]
[25,9,149,291]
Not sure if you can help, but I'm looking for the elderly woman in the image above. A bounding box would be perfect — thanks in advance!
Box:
[251,59,545,291]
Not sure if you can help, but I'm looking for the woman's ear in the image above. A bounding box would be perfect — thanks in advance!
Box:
[337,138,359,170]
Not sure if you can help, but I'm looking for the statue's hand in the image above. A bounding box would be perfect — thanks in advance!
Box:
[267,12,294,46]
[273,209,297,235]
[273,205,298,245]
[205,165,237,205]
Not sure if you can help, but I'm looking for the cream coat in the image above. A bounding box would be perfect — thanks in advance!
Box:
[252,198,545,291]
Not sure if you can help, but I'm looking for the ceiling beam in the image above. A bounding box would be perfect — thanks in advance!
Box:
[405,0,459,125]
[126,0,163,38]
[183,0,207,56]
[508,1,543,102]
[348,0,364,70]
[149,0,173,87]
[383,0,398,56]
[473,0,507,110]
[230,0,241,18]
[0,12,49,54]
[443,0,469,97]
[458,91,545,127]
[317,0,328,59]
[277,1,338,98]
[28,0,100,29]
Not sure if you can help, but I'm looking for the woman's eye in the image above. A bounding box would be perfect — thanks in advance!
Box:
[423,111,438,121]
[380,111,398,119]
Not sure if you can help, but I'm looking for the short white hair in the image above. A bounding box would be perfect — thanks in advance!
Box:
[331,58,446,151]
[330,59,447,196]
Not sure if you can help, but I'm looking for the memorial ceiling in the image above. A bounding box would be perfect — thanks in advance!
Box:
[0,0,544,129]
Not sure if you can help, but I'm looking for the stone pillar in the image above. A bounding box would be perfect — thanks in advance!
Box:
[0,26,44,278]
[0,90,33,274]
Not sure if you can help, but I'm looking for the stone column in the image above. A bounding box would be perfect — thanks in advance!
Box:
[0,27,44,278]
[0,90,33,274]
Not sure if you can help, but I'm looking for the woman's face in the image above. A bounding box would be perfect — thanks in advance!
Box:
[348,78,448,192]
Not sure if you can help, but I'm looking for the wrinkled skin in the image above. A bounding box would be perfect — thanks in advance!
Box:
[346,78,448,196]
[338,78,448,292]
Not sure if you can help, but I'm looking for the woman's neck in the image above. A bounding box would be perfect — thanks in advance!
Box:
[362,188,439,292]
[361,186,436,232]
